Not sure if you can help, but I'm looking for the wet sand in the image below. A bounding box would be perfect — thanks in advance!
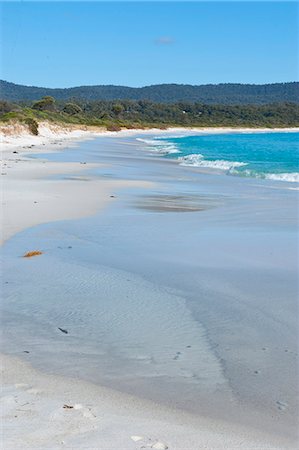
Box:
[1,131,298,449]
[2,353,286,450]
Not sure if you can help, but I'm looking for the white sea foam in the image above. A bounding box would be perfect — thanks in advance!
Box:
[136,138,181,154]
[178,153,247,171]
[136,138,158,145]
[238,169,299,183]
[156,134,189,139]
[265,172,299,183]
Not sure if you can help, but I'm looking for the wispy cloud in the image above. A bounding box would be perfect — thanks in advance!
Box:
[155,36,175,46]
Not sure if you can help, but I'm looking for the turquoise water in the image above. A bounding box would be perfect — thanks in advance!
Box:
[138,132,299,182]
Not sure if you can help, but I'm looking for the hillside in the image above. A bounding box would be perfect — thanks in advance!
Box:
[1,80,298,105]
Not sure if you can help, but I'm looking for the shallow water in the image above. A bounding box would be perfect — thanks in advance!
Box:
[138,131,299,182]
[2,134,298,441]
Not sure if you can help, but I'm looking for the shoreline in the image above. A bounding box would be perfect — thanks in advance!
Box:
[2,122,297,243]
[1,126,298,449]
[1,121,299,152]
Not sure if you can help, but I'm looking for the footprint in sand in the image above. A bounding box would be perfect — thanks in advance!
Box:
[62,403,97,419]
[173,351,181,361]
[276,400,288,411]
[131,435,168,449]
[26,388,43,395]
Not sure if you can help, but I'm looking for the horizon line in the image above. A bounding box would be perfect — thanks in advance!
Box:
[2,79,298,90]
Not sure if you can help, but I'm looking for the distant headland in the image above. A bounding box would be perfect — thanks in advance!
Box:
[1,80,298,104]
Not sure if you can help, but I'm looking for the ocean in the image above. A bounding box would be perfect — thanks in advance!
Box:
[137,131,299,183]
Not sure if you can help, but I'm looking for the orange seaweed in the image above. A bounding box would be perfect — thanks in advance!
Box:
[23,250,43,258]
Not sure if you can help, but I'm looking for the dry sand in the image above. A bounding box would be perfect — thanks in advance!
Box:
[0,122,152,243]
[1,123,297,449]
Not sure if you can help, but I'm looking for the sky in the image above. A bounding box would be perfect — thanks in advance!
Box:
[0,1,298,87]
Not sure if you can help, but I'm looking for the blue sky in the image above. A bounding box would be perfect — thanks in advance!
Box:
[1,1,298,87]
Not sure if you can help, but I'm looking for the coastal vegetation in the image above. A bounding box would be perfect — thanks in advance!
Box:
[0,96,298,133]
[24,117,39,135]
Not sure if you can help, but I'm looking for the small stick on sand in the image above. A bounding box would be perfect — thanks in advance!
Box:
[58,327,68,334]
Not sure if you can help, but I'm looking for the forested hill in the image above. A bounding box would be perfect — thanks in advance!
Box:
[1,80,298,104]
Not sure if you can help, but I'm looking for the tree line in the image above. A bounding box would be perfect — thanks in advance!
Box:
[1,96,298,131]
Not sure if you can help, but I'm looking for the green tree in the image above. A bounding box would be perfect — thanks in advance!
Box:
[63,102,82,115]
[32,96,56,111]
[112,103,124,115]
[24,117,39,135]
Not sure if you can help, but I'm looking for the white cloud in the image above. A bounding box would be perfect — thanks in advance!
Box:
[155,36,175,45]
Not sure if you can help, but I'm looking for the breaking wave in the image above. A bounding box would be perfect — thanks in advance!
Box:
[178,154,299,183]
[230,169,299,183]
[136,138,181,155]
[264,172,299,183]
[137,134,299,183]
[178,153,247,171]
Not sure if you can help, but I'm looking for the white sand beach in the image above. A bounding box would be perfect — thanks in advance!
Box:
[1,123,298,449]
[0,122,158,243]
[1,352,290,450]
[3,121,297,244]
